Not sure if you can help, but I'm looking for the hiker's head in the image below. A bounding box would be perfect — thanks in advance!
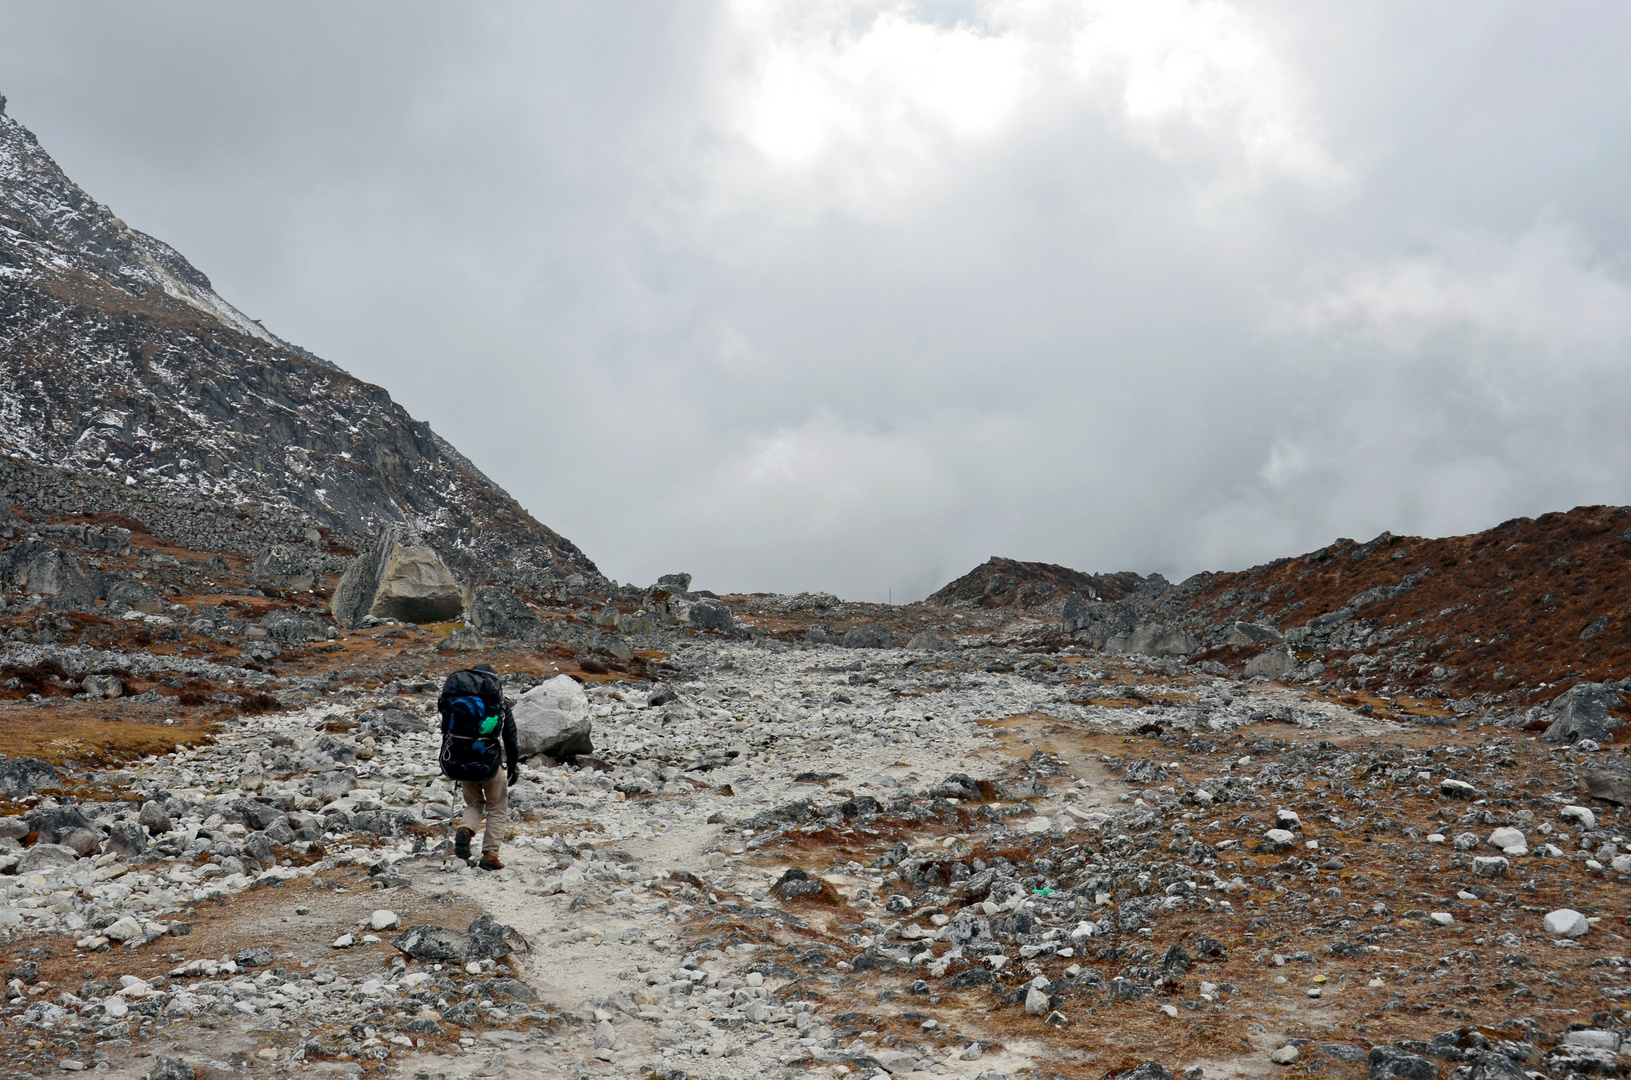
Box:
[472,663,497,675]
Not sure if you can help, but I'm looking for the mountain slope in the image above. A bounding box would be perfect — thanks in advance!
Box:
[0,94,597,582]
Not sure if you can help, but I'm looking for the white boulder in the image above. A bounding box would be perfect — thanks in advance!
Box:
[512,675,593,759]
[1544,908,1591,937]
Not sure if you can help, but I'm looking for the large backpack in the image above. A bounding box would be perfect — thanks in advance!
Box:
[437,668,506,782]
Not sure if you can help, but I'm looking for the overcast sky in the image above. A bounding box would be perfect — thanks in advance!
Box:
[4,2,1630,600]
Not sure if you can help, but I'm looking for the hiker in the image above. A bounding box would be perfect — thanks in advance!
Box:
[436,662,518,871]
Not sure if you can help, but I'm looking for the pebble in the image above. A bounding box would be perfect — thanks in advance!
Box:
[1270,1046,1299,1064]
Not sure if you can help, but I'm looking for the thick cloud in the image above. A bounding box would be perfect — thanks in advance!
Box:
[3,1,1629,599]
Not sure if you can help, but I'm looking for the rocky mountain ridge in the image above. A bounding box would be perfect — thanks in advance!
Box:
[0,97,598,587]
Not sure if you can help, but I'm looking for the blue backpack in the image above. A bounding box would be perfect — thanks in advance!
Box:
[437,668,505,781]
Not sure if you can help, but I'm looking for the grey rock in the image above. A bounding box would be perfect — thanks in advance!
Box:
[0,758,57,797]
[235,946,274,968]
[1103,1066,1173,1080]
[1225,621,1281,645]
[1584,760,1631,805]
[468,586,543,641]
[1306,608,1353,633]
[56,826,102,857]
[25,804,94,844]
[98,576,162,614]
[907,630,956,651]
[1467,1054,1530,1080]
[138,801,172,834]
[656,572,692,593]
[1368,1046,1439,1080]
[0,818,27,840]
[435,627,485,652]
[842,624,893,649]
[392,916,521,962]
[356,707,426,739]
[331,524,466,628]
[242,833,275,868]
[150,1058,196,1080]
[80,674,124,699]
[4,542,85,597]
[1243,644,1297,679]
[594,635,635,662]
[15,842,79,874]
[257,609,329,643]
[349,810,402,836]
[253,544,316,592]
[513,675,593,759]
[310,768,360,804]
[1107,622,1200,658]
[223,799,285,831]
[1582,615,1612,641]
[687,597,740,634]
[1544,682,1625,745]
[1061,592,1093,635]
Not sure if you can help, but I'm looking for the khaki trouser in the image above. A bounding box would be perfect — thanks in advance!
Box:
[459,773,508,857]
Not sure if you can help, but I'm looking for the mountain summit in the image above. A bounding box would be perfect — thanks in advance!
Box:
[0,95,597,582]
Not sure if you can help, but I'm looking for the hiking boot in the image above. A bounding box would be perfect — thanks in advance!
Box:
[478,854,504,872]
[453,828,473,861]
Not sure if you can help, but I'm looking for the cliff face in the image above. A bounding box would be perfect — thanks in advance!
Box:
[0,96,598,583]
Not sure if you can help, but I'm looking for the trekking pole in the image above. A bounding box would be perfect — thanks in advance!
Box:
[445,778,459,866]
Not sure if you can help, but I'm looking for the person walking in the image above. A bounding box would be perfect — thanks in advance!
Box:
[436,662,518,871]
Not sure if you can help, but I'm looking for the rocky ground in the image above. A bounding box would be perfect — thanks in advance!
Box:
[0,501,1630,1080]
[3,586,1631,1080]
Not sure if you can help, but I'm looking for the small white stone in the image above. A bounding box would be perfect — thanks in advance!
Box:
[1428,912,1454,926]
[331,933,355,949]
[1159,1004,1178,1017]
[1270,1045,1300,1064]
[1562,805,1598,830]
[1263,829,1295,846]
[1425,833,1446,844]
[369,909,399,931]
[1024,815,1052,835]
[1488,827,1526,851]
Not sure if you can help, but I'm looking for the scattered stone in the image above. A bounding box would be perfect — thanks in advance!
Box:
[1269,1046,1299,1065]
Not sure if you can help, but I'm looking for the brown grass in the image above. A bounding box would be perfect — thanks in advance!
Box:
[0,700,214,766]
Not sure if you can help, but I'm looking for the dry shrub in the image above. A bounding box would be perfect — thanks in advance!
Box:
[239,692,281,715]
